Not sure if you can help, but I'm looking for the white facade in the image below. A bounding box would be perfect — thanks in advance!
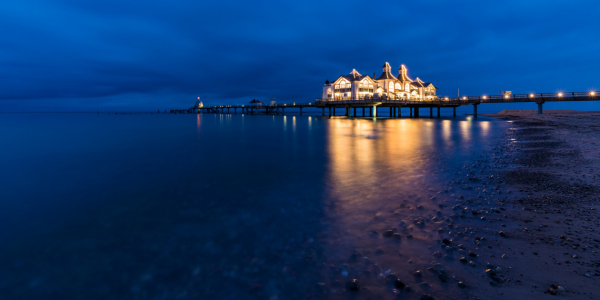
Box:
[322,62,437,101]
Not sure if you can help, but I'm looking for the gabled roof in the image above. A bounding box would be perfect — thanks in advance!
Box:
[410,81,437,89]
[397,64,413,82]
[333,70,375,84]
[339,74,372,82]
[377,62,397,81]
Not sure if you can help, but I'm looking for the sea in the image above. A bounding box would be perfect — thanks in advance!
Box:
[0,112,507,300]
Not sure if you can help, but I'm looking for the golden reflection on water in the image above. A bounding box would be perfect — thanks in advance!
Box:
[196,114,201,131]
[327,119,436,191]
[322,117,490,276]
[480,121,490,137]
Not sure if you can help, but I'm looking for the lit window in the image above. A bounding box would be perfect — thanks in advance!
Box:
[389,82,394,92]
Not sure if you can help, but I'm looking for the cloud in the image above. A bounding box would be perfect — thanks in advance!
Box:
[0,0,599,111]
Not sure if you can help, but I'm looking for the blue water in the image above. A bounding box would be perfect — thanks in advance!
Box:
[0,113,505,299]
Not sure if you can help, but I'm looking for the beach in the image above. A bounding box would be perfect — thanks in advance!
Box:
[461,110,600,299]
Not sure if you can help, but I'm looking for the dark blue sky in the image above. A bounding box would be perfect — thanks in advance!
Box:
[1,0,599,111]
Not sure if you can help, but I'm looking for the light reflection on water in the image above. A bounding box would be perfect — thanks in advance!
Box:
[322,117,497,299]
[0,113,502,300]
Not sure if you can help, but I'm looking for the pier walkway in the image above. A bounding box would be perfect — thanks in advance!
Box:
[177,91,599,117]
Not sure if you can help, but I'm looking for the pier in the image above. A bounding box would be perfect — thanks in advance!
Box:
[178,91,599,117]
[180,103,315,115]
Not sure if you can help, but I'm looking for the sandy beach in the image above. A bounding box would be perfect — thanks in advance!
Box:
[464,110,600,299]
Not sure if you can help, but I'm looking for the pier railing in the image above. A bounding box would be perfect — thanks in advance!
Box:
[196,102,315,109]
[316,91,599,106]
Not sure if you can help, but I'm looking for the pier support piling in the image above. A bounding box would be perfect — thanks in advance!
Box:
[537,101,544,114]
[390,107,393,118]
[353,107,356,117]
[410,107,413,117]
[473,104,478,118]
[453,107,456,117]
[362,107,365,117]
[430,107,433,118]
[437,107,440,118]
[322,107,325,116]
[372,105,377,118]
[300,107,302,115]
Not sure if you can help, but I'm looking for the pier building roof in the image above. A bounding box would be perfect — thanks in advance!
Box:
[377,62,398,80]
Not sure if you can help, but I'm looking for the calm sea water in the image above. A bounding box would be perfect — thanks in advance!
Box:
[0,113,504,300]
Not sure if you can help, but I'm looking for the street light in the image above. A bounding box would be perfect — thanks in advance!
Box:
[558,93,563,97]
[591,92,596,96]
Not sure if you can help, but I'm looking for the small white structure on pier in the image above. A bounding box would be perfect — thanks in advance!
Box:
[322,62,437,101]
[195,97,203,107]
[249,99,263,107]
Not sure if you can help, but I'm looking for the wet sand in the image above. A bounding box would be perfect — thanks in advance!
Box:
[468,110,600,299]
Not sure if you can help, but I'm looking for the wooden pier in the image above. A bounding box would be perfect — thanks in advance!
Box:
[176,103,315,115]
[176,91,599,117]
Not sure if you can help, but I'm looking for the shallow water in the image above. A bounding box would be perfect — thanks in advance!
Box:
[0,113,504,299]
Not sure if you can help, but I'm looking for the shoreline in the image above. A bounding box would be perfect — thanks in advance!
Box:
[465,110,600,299]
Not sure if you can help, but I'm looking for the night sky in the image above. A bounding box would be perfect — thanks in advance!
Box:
[1,0,600,112]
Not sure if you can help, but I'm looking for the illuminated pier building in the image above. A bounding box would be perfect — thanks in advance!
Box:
[322,62,437,101]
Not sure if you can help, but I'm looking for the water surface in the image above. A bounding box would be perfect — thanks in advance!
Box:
[0,113,503,299]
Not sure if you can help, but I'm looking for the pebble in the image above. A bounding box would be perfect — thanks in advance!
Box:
[468,251,477,257]
[413,270,422,277]
[458,281,467,288]
[345,279,360,291]
[385,274,397,283]
[421,295,434,300]
[394,279,406,289]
